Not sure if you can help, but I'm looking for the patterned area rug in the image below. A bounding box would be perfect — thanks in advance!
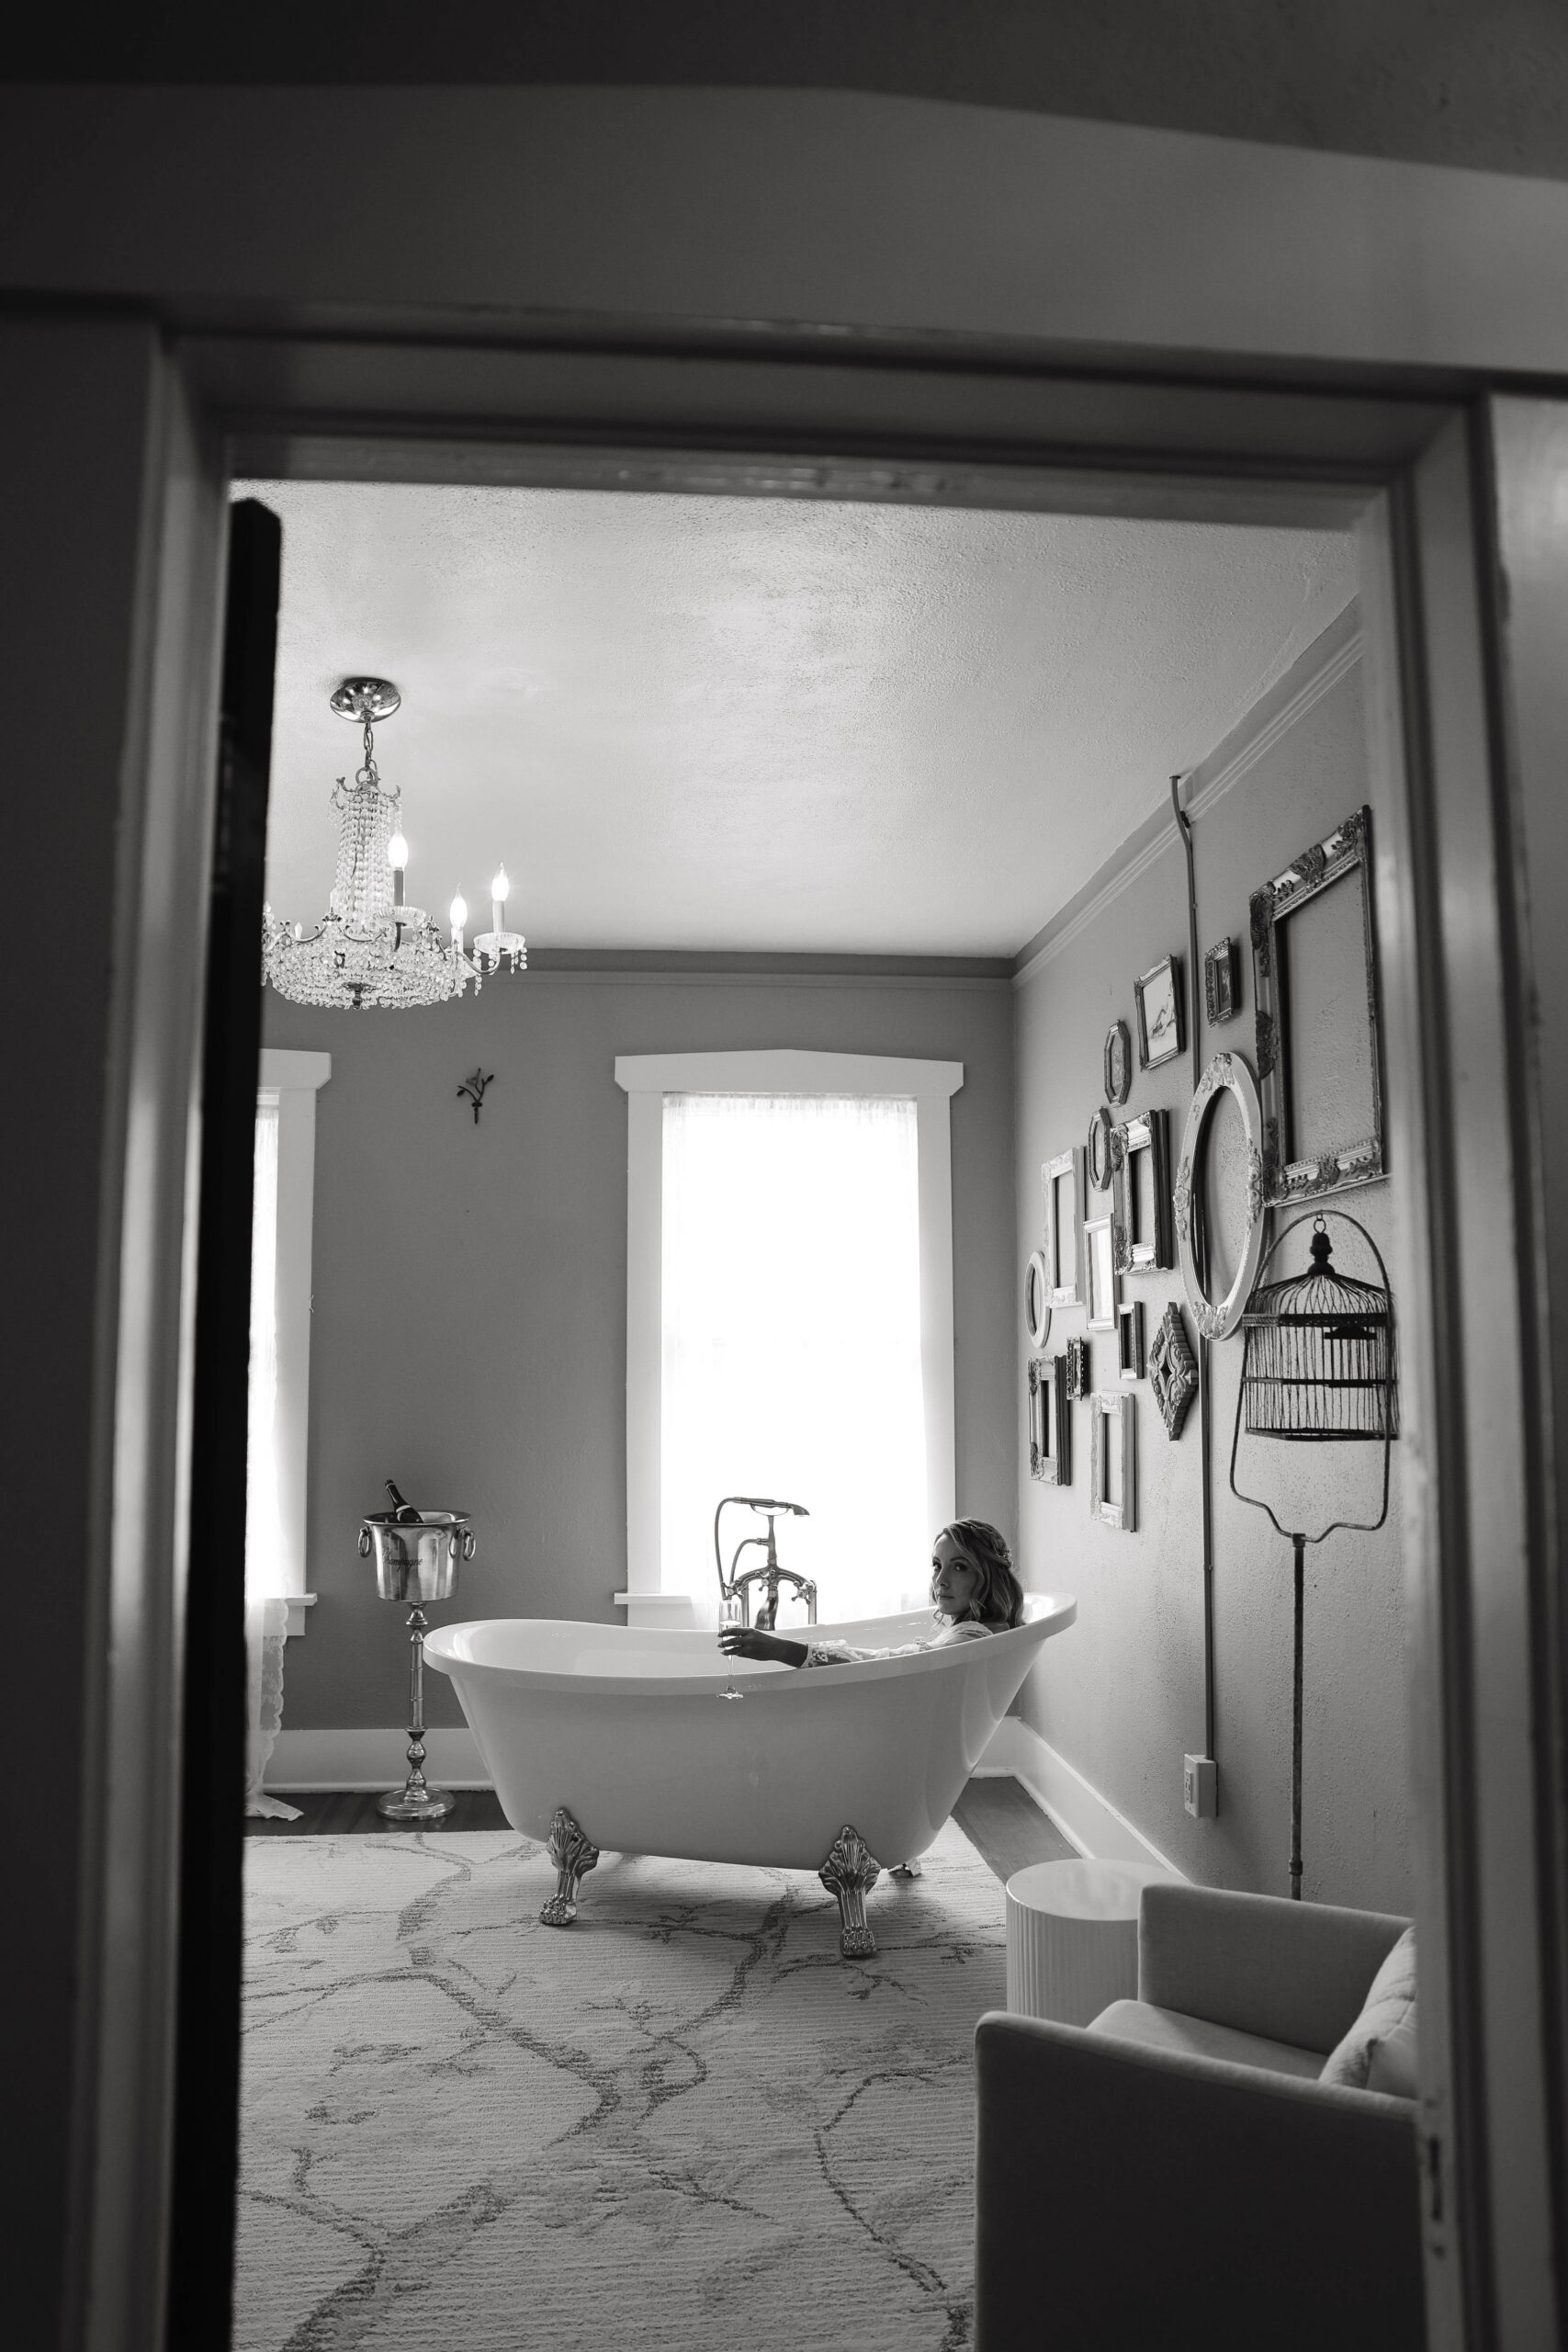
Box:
[237,1821,1005,2352]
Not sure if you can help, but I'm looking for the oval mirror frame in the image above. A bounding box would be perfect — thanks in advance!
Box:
[1023,1249,1052,1350]
[1173,1051,1268,1341]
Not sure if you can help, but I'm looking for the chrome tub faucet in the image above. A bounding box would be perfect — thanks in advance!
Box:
[713,1495,815,1630]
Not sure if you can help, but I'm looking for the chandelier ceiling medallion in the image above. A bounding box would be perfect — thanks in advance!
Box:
[262,677,527,1011]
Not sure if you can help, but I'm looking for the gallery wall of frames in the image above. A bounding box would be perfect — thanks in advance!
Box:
[1013,599,1412,1914]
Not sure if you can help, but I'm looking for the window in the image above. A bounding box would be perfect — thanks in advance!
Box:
[615,1049,962,1626]
[245,1049,331,1634]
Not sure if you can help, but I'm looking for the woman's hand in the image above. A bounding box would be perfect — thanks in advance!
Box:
[717,1627,808,1668]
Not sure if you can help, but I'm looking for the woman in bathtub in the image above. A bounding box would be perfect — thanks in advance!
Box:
[717,1516,1024,1668]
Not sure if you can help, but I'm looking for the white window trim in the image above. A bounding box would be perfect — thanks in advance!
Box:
[613,1048,963,1618]
[257,1048,331,1634]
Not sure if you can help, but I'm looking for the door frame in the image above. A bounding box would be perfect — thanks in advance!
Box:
[86,328,1563,2351]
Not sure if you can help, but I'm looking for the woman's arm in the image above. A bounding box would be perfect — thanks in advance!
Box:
[716,1627,809,1668]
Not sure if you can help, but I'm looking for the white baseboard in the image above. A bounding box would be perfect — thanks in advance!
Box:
[976,1719,1186,1879]
[266,1727,491,1792]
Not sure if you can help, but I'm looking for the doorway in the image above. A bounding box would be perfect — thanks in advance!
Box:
[56,337,1567,2351]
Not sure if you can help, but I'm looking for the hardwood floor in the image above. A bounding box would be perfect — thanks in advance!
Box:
[246,1788,512,1836]
[246,1774,1073,1883]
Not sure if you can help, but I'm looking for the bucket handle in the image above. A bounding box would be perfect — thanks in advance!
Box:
[357,1525,373,1557]
[460,1528,477,1561]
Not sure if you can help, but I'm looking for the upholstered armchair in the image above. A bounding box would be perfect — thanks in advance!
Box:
[974,1881,1424,2351]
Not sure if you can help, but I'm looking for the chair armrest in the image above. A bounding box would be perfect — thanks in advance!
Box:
[1139,1881,1411,2052]
[975,2012,1423,2352]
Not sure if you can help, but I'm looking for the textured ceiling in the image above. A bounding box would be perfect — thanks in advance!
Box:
[243,481,1357,959]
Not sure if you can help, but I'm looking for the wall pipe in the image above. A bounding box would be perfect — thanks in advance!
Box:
[1170,772,1217,1771]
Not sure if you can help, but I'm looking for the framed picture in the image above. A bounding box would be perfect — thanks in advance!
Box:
[1205,936,1241,1025]
[1111,1108,1173,1273]
[1066,1337,1092,1402]
[1041,1147,1085,1309]
[1090,1391,1137,1532]
[1249,805,1384,1206]
[1104,1018,1133,1107]
[1118,1300,1145,1383]
[1084,1212,1119,1333]
[1028,1353,1071,1486]
[1134,954,1185,1070]
[1022,1250,1051,1350]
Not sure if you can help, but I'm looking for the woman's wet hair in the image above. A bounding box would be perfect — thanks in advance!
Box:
[934,1519,1025,1628]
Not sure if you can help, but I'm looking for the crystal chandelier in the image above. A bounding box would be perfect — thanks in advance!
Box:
[262,677,526,1011]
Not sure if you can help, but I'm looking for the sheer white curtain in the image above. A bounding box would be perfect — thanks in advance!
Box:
[661,1092,928,1624]
[244,1099,299,1819]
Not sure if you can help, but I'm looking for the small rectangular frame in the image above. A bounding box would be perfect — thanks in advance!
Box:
[1118,1301,1145,1384]
[1028,1353,1071,1486]
[1134,953,1185,1070]
[1083,1211,1120,1333]
[1066,1337,1091,1401]
[1250,803,1384,1206]
[1205,936,1241,1024]
[1041,1147,1085,1309]
[1111,1107,1173,1274]
[1090,1391,1137,1532]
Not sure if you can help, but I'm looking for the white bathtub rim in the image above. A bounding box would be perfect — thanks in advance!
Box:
[422,1591,1077,1700]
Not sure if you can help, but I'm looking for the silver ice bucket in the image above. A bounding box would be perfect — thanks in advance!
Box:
[358,1510,475,1602]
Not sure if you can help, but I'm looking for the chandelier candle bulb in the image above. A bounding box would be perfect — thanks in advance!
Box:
[387,830,408,910]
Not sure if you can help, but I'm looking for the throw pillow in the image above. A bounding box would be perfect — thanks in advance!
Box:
[1366,2007,1418,2098]
[1320,1926,1416,2091]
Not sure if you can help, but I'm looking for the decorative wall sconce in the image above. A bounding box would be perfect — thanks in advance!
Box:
[1148,1303,1198,1439]
[457,1068,495,1125]
[1090,1391,1137,1532]
[1028,1353,1072,1485]
[1118,1301,1145,1383]
[1205,937,1241,1024]
[1066,1337,1092,1403]
[1023,1250,1052,1349]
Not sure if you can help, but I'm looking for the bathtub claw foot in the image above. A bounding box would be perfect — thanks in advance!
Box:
[541,1807,599,1927]
[819,1824,883,1960]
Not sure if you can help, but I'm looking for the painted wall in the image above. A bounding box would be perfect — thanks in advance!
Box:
[1014,604,1413,1912]
[264,969,1015,1730]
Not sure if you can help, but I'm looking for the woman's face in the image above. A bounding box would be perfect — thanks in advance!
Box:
[931,1532,982,1619]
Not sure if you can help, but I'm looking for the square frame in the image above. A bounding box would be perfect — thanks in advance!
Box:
[1041,1147,1085,1308]
[1084,1210,1120,1332]
[1090,1391,1137,1532]
[1134,954,1185,1070]
[1111,1107,1174,1273]
[1028,1353,1072,1486]
[1250,803,1384,1206]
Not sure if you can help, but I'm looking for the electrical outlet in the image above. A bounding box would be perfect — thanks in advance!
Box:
[1183,1753,1218,1819]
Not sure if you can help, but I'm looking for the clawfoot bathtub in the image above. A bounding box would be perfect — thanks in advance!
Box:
[422,1592,1076,1956]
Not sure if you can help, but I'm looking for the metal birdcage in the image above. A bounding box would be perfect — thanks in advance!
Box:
[1240,1217,1397,1442]
[1230,1209,1397,1900]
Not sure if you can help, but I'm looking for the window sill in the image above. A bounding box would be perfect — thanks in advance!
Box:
[285,1593,317,1638]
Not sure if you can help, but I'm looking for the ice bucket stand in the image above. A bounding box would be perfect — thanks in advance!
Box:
[358,1510,476,1820]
